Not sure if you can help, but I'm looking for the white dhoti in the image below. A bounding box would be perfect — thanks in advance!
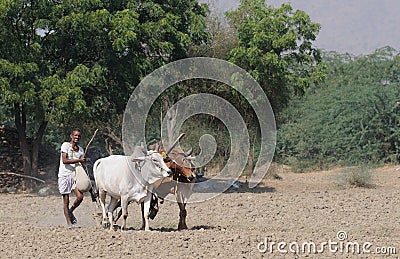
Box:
[58,174,76,194]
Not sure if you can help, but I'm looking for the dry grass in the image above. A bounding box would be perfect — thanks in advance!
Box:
[336,166,375,189]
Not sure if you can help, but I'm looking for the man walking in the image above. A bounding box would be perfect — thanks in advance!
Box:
[58,128,86,226]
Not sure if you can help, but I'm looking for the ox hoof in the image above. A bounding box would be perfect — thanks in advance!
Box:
[178,225,188,231]
[102,222,110,229]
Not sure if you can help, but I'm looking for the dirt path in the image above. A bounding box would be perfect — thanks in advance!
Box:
[1,166,399,258]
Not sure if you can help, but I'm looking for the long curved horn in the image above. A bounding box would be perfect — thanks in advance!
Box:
[166,133,185,155]
[184,147,193,156]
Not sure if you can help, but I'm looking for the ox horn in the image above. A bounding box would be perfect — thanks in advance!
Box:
[184,147,193,156]
[166,133,186,155]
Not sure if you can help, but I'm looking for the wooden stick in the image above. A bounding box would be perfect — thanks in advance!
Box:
[84,128,98,157]
[0,172,45,183]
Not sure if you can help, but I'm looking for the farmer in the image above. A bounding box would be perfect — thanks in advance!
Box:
[58,128,86,226]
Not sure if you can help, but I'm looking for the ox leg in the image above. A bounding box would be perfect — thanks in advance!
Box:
[107,198,119,230]
[140,202,145,230]
[98,189,109,228]
[120,198,129,231]
[113,200,122,225]
[141,193,152,231]
[178,202,188,230]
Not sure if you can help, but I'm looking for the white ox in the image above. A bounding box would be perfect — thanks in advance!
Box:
[93,146,171,231]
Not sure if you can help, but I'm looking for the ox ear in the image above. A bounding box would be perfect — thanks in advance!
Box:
[131,156,146,162]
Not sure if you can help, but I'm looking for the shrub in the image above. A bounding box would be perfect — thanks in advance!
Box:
[276,47,400,169]
[337,166,375,189]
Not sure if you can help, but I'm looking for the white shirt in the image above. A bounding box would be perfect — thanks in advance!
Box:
[58,142,84,177]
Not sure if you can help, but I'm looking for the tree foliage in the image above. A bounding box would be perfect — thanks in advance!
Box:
[277,47,400,170]
[0,0,89,178]
[4,0,397,177]
[145,1,327,170]
[0,0,209,176]
[226,0,326,112]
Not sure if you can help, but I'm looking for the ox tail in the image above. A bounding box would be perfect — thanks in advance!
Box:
[92,159,102,190]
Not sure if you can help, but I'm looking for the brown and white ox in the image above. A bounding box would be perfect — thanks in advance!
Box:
[152,142,197,230]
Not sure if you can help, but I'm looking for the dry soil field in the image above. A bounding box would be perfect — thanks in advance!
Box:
[1,166,399,258]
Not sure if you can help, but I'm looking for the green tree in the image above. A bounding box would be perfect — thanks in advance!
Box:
[226,0,326,112]
[0,0,89,179]
[0,0,209,177]
[49,0,209,152]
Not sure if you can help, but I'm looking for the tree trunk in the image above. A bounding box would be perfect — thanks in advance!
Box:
[31,121,48,177]
[14,102,48,178]
[102,127,122,155]
[14,103,32,175]
[103,127,123,147]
